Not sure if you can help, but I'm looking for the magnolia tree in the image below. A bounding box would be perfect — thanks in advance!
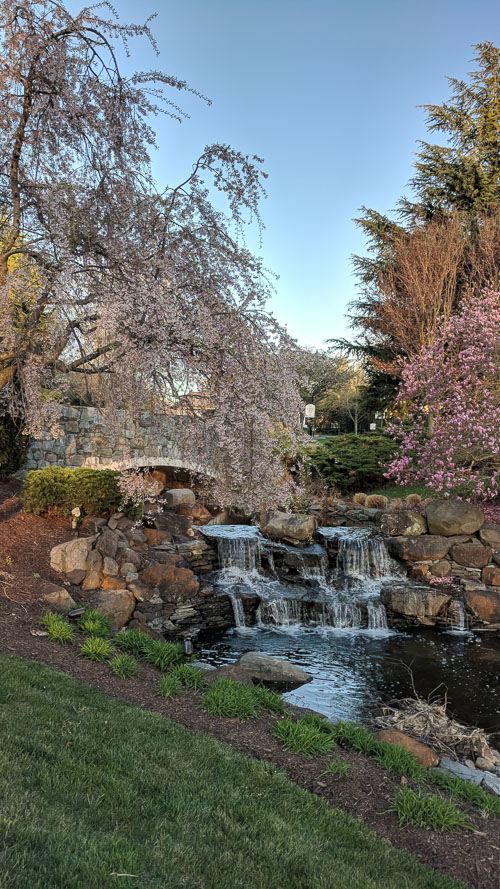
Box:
[386,290,500,500]
[0,0,304,511]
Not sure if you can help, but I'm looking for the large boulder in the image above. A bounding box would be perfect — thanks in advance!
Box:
[205,665,254,686]
[158,566,199,600]
[482,565,500,587]
[260,511,317,543]
[165,488,196,507]
[449,542,492,568]
[82,549,103,590]
[373,730,439,768]
[153,512,193,537]
[479,523,500,548]
[380,511,428,537]
[387,535,450,561]
[464,588,500,622]
[94,589,135,627]
[144,528,172,546]
[50,536,96,573]
[381,583,451,619]
[40,584,76,612]
[96,528,120,559]
[236,651,311,688]
[426,500,484,537]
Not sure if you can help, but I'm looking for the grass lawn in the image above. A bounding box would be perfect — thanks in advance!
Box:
[368,482,435,499]
[0,654,466,889]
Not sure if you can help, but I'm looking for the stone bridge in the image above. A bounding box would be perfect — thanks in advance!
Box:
[23,405,211,476]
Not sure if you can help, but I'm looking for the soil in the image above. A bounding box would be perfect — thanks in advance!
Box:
[1,482,499,889]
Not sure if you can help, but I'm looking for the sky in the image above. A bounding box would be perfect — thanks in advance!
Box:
[68,0,500,348]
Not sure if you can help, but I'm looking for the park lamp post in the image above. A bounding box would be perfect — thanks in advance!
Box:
[304,403,316,437]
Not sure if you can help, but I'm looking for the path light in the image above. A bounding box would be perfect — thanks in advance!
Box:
[304,403,316,436]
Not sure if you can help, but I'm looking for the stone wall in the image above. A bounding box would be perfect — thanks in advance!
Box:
[22,404,210,475]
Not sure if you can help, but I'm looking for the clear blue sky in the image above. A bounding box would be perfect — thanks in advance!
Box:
[69,0,500,347]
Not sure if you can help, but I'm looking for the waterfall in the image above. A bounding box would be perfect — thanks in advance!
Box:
[199,525,261,576]
[229,595,247,629]
[319,601,361,628]
[257,598,302,627]
[448,599,468,633]
[367,601,388,630]
[298,552,329,584]
[337,532,395,578]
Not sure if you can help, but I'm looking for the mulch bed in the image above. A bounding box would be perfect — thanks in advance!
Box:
[1,484,499,888]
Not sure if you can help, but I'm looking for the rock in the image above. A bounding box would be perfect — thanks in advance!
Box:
[103,556,119,576]
[482,565,500,587]
[65,568,87,585]
[80,516,107,533]
[127,581,156,602]
[100,575,128,590]
[379,511,428,537]
[482,772,500,795]
[140,558,182,586]
[82,549,104,591]
[41,586,77,612]
[426,500,484,537]
[430,560,451,578]
[381,583,451,619]
[117,546,142,570]
[493,551,500,566]
[449,542,492,568]
[128,528,147,545]
[50,536,96,573]
[479,523,500,548]
[434,758,483,785]
[144,528,172,546]
[96,528,120,559]
[119,561,137,577]
[408,563,430,579]
[475,756,496,773]
[158,566,199,599]
[165,488,196,507]
[464,589,500,622]
[116,517,134,533]
[260,511,317,543]
[150,469,168,490]
[94,588,135,627]
[373,730,439,768]
[205,665,254,686]
[387,535,451,561]
[153,512,193,537]
[236,651,311,688]
[177,502,212,524]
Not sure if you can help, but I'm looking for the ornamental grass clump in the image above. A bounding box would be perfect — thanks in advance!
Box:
[158,675,182,698]
[80,636,114,662]
[143,639,185,671]
[77,607,112,639]
[110,654,139,679]
[390,787,471,832]
[40,612,75,645]
[323,759,352,777]
[171,664,205,690]
[114,629,152,657]
[200,679,260,719]
[273,716,336,756]
[252,684,286,715]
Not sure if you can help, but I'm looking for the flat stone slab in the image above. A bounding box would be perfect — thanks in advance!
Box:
[433,758,484,785]
[481,772,500,795]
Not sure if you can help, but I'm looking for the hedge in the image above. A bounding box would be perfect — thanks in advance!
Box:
[22,467,136,516]
[308,433,395,492]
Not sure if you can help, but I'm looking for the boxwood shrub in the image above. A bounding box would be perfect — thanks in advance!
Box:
[308,433,395,492]
[22,466,136,516]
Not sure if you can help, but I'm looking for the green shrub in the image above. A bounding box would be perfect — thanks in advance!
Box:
[79,636,114,662]
[142,639,185,671]
[171,664,205,690]
[22,466,139,516]
[77,607,112,638]
[0,413,27,479]
[273,716,336,756]
[158,675,182,698]
[252,685,286,715]
[110,654,139,679]
[323,758,352,777]
[200,679,261,719]
[40,612,75,645]
[308,433,395,492]
[114,629,152,657]
[390,787,471,831]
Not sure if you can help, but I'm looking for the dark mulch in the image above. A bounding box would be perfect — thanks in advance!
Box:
[0,599,498,889]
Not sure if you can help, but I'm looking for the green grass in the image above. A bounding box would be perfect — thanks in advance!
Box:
[323,759,352,777]
[113,628,152,657]
[40,612,75,644]
[368,483,434,499]
[110,654,139,679]
[158,675,182,698]
[142,639,185,671]
[391,787,471,832]
[273,716,336,756]
[171,663,205,689]
[0,654,466,889]
[77,607,112,638]
[80,636,114,662]
[200,678,262,718]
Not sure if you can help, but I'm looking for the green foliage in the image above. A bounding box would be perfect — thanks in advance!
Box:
[113,629,152,657]
[390,787,471,832]
[158,675,182,698]
[323,759,352,777]
[200,679,264,719]
[77,607,112,638]
[110,654,139,679]
[22,466,139,516]
[143,639,185,671]
[0,413,27,479]
[429,770,500,817]
[308,433,394,491]
[252,685,286,715]
[171,664,205,690]
[79,636,114,662]
[40,612,75,645]
[273,716,336,756]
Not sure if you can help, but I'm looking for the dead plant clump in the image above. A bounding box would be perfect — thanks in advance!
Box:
[364,494,389,509]
[373,697,500,765]
[353,492,367,506]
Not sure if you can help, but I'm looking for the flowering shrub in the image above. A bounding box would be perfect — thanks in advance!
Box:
[386,290,500,500]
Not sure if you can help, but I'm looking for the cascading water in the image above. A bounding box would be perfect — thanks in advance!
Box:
[257,598,302,627]
[367,601,389,630]
[448,599,469,634]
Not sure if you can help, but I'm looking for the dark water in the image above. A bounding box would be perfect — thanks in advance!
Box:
[200,626,500,737]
